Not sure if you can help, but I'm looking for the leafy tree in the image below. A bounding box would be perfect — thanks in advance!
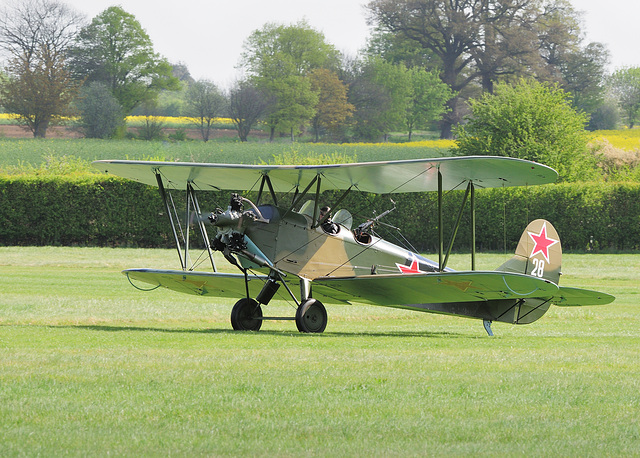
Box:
[366,28,439,70]
[240,21,338,140]
[405,67,452,141]
[241,20,340,78]
[560,42,609,117]
[366,58,412,141]
[228,79,271,142]
[184,79,226,142]
[588,99,620,131]
[348,75,391,141]
[608,67,640,128]
[366,0,594,138]
[68,6,179,114]
[454,79,592,181]
[308,68,354,142]
[75,82,124,138]
[0,0,83,137]
[263,74,318,141]
[367,0,537,138]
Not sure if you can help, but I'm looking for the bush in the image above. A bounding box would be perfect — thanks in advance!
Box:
[75,82,124,139]
[454,79,596,181]
[1,175,639,251]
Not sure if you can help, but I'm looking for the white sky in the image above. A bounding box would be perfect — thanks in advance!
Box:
[61,0,638,86]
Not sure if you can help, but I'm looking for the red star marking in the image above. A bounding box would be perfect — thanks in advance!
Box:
[396,256,423,274]
[528,222,559,263]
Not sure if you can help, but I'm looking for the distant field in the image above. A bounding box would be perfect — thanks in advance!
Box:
[0,137,455,171]
[591,129,640,151]
[0,247,637,455]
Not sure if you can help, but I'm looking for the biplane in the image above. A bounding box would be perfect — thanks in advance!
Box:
[93,156,614,335]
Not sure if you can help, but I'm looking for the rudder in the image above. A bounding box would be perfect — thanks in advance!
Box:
[497,219,562,285]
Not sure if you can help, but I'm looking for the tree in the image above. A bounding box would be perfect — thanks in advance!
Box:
[184,79,226,142]
[0,0,83,137]
[68,6,179,114]
[75,81,123,138]
[263,74,318,141]
[368,59,413,141]
[308,69,354,142]
[405,67,452,141]
[241,20,340,79]
[609,67,640,129]
[348,74,392,141]
[366,0,591,138]
[454,79,592,181]
[367,0,537,138]
[240,21,339,140]
[228,79,271,142]
[560,42,609,117]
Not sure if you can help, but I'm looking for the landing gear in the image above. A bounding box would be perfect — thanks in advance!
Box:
[230,269,328,333]
[230,298,263,331]
[296,299,328,333]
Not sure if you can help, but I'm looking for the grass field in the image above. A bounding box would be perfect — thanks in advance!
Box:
[0,247,638,455]
[0,138,454,173]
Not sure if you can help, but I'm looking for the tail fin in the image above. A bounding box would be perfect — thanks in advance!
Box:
[497,219,562,285]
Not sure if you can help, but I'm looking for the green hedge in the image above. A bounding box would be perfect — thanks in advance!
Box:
[1,175,639,251]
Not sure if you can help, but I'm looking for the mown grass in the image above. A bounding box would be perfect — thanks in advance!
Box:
[0,247,637,455]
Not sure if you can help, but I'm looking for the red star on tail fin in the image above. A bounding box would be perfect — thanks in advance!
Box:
[528,222,559,263]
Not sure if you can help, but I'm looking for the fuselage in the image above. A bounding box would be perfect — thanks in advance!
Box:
[243,204,440,280]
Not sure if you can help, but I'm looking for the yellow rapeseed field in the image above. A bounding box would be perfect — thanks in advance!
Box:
[125,115,234,125]
[590,129,640,151]
[2,111,638,150]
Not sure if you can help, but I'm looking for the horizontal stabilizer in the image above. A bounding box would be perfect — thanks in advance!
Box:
[551,286,615,306]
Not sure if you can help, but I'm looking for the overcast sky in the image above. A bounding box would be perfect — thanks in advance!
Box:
[62,0,639,86]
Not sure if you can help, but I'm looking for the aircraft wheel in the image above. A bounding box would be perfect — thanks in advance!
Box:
[295,299,327,333]
[230,298,263,331]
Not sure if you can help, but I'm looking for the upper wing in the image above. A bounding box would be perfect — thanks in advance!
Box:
[93,156,558,194]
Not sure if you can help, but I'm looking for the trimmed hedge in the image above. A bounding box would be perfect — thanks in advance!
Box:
[1,175,639,251]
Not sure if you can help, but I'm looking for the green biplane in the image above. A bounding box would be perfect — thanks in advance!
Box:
[93,156,614,335]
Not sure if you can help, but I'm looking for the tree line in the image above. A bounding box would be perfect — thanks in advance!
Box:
[1,0,639,142]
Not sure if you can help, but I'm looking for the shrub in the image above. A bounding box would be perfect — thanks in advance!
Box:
[1,175,639,251]
[75,82,124,139]
[454,79,596,181]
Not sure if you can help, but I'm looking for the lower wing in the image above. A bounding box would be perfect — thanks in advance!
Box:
[311,271,561,305]
[122,268,350,304]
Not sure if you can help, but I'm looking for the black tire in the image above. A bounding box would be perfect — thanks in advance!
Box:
[230,298,263,331]
[295,299,327,333]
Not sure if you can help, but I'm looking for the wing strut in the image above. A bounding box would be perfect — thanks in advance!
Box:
[288,174,319,215]
[156,172,185,271]
[471,182,476,271]
[438,170,443,271]
[442,181,472,271]
[187,183,217,272]
[436,171,477,272]
[256,174,278,206]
